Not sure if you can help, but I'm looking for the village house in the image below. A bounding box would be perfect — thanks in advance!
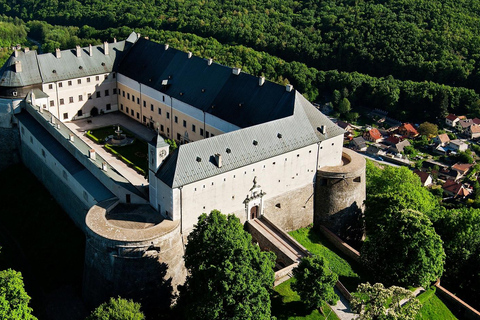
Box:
[445,114,462,127]
[449,139,468,152]
[466,124,480,139]
[443,180,471,198]
[413,169,433,187]
[398,123,418,138]
[432,133,450,147]
[363,127,382,142]
[350,136,367,152]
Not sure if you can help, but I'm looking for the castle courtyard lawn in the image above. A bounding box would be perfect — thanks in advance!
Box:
[271,278,340,320]
[415,287,458,320]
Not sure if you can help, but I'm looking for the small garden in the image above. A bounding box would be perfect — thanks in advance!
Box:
[85,126,149,175]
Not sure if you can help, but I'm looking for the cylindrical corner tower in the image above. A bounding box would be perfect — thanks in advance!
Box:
[314,148,366,241]
[83,200,186,314]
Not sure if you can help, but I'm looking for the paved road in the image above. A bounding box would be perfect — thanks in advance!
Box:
[330,288,357,320]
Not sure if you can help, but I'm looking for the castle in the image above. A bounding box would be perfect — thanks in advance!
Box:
[0,33,365,308]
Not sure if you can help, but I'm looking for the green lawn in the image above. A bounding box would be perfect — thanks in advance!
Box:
[415,287,458,320]
[88,126,149,172]
[271,278,340,320]
[289,227,366,292]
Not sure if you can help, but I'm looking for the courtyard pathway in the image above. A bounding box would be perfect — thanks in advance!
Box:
[64,112,156,189]
[331,288,357,320]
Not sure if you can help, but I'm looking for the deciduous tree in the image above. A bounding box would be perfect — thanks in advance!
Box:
[85,297,145,320]
[0,269,37,320]
[178,210,275,320]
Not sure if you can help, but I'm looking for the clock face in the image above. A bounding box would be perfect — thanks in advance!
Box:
[160,150,167,157]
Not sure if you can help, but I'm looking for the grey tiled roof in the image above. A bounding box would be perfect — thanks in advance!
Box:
[0,50,43,87]
[118,38,295,128]
[156,92,344,188]
[37,41,127,83]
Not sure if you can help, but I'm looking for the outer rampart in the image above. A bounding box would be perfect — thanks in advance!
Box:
[83,201,186,313]
[315,148,366,241]
[0,127,20,171]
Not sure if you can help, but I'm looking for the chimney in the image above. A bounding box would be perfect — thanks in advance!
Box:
[89,44,93,57]
[89,149,96,160]
[55,48,61,59]
[103,41,109,55]
[76,45,81,57]
[214,153,222,168]
[102,162,108,171]
[286,84,293,92]
[14,61,22,73]
[13,50,18,58]
[187,51,192,58]
[69,134,75,142]
[164,44,169,50]
[259,76,265,86]
[232,68,241,75]
[113,37,117,43]
[207,58,213,66]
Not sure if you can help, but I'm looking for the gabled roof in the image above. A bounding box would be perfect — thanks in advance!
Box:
[413,170,431,185]
[0,50,43,87]
[366,128,382,140]
[336,120,352,130]
[385,135,401,145]
[117,38,295,129]
[399,123,418,135]
[450,139,466,146]
[435,133,450,144]
[446,113,458,121]
[393,139,411,153]
[458,119,474,129]
[156,92,344,188]
[352,136,366,148]
[470,124,480,133]
[452,163,473,174]
[443,180,471,197]
[473,118,480,125]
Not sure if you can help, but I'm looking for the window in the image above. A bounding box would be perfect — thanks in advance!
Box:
[158,107,161,115]
[131,109,134,116]
[137,98,139,104]
[122,91,125,97]
[200,128,204,136]
[150,104,153,111]
[88,93,92,99]
[136,112,139,119]
[211,134,215,137]
[69,97,74,103]
[87,77,91,83]
[58,82,63,88]
[96,76,100,81]
[174,116,178,123]
[113,88,117,95]
[166,112,170,119]
[127,93,130,99]
[177,133,181,140]
[143,116,146,122]
[78,95,83,101]
[132,94,135,102]
[143,101,146,108]
[50,100,54,107]
[126,107,129,113]
[68,80,72,86]
[183,120,187,128]
[120,104,124,110]
[96,91,101,98]
[206,131,210,138]
[162,96,165,102]
[48,84,53,89]
[167,127,170,134]
[59,98,64,105]
[105,89,109,96]
[160,124,164,132]
[192,124,196,132]
[77,79,81,84]
[63,113,68,119]
[43,104,46,109]
[106,104,111,110]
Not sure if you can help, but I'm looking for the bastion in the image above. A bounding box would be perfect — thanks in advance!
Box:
[83,199,186,312]
[314,148,366,241]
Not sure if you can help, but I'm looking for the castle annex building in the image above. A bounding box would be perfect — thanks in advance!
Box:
[0,33,365,307]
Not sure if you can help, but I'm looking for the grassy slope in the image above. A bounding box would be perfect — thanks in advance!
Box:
[271,278,340,320]
[415,288,458,320]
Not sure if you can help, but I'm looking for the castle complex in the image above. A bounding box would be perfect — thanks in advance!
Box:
[0,32,365,308]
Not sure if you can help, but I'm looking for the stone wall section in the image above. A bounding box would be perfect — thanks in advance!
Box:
[0,127,20,171]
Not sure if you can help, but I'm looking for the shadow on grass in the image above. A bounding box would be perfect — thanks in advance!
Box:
[271,292,311,319]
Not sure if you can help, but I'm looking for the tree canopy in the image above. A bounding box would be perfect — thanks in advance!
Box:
[178,210,275,320]
[292,256,338,312]
[0,269,37,320]
[85,297,145,320]
[417,122,438,138]
[361,209,445,288]
[351,282,422,320]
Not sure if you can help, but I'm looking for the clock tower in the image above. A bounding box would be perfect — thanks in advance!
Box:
[148,133,170,174]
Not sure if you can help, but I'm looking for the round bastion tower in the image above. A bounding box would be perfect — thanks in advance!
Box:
[314,148,366,241]
[83,199,186,313]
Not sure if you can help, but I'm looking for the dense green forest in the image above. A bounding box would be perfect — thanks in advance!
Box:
[2,0,480,92]
[1,15,480,123]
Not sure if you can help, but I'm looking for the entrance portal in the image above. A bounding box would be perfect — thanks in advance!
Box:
[250,206,259,220]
